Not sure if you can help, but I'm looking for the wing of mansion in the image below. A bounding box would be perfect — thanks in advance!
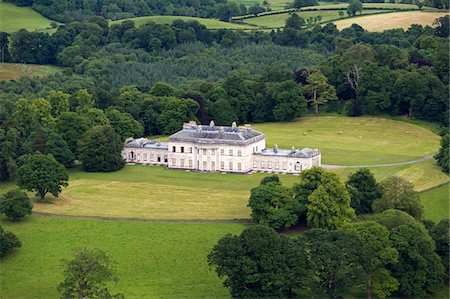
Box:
[123,121,321,174]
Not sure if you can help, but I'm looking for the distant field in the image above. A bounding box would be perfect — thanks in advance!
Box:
[420,183,449,222]
[0,215,245,298]
[303,2,418,9]
[243,9,387,27]
[234,0,291,10]
[0,63,61,80]
[252,116,440,165]
[0,1,58,33]
[333,11,449,31]
[110,15,257,29]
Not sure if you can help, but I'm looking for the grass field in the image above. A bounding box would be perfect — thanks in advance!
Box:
[0,63,61,80]
[0,1,58,33]
[252,116,440,165]
[333,11,449,31]
[0,215,246,298]
[233,0,290,10]
[243,9,388,27]
[110,15,257,29]
[420,183,449,222]
[304,2,418,9]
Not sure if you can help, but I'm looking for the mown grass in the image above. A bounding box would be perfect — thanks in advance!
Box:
[252,116,439,165]
[0,215,246,298]
[110,15,257,29]
[332,11,449,31]
[0,62,61,80]
[243,9,388,27]
[0,1,59,33]
[420,183,449,223]
[309,2,418,9]
[233,0,290,10]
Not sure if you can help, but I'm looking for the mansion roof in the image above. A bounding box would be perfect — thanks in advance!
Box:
[255,147,320,158]
[124,138,168,149]
[168,121,264,145]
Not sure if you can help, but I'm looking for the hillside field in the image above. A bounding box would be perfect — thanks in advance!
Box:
[0,216,246,299]
[234,0,290,10]
[0,1,58,33]
[333,11,449,31]
[0,63,61,80]
[110,15,257,29]
[420,183,449,223]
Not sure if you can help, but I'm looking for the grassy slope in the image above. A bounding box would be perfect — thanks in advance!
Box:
[420,183,449,222]
[110,15,257,29]
[0,63,61,80]
[0,215,245,298]
[243,9,387,27]
[0,2,58,33]
[252,116,439,165]
[333,11,449,31]
[306,2,418,9]
[233,0,290,10]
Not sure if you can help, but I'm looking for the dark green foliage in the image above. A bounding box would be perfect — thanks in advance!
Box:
[268,80,307,121]
[0,189,33,221]
[150,82,176,97]
[0,225,21,258]
[389,223,445,297]
[346,168,381,214]
[208,225,307,298]
[56,112,89,155]
[292,0,319,8]
[16,153,69,200]
[248,181,299,229]
[428,219,450,278]
[347,0,363,16]
[78,125,125,172]
[45,133,75,168]
[285,14,306,30]
[434,15,449,37]
[434,134,449,173]
[10,29,56,64]
[260,175,280,185]
[300,228,361,298]
[105,108,144,140]
[293,166,327,218]
[369,209,418,230]
[372,176,424,219]
[0,32,10,62]
[57,247,123,299]
[157,97,199,135]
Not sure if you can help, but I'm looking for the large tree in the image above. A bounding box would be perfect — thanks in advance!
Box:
[307,173,355,229]
[0,225,21,258]
[78,125,125,172]
[428,219,450,278]
[248,179,299,229]
[0,190,33,221]
[434,133,448,173]
[58,247,123,299]
[347,0,363,16]
[346,168,382,214]
[303,69,337,114]
[208,225,308,298]
[345,221,399,299]
[372,176,423,219]
[292,166,327,219]
[16,153,69,200]
[56,112,89,154]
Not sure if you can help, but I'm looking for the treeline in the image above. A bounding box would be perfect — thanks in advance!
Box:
[208,169,449,298]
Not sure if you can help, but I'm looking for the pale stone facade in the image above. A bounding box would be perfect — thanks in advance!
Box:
[123,121,321,174]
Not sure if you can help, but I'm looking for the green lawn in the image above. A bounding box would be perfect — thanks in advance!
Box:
[420,183,449,223]
[252,116,439,165]
[0,62,61,80]
[233,0,291,10]
[305,2,418,9]
[110,15,257,30]
[243,9,388,27]
[0,215,245,298]
[0,1,59,33]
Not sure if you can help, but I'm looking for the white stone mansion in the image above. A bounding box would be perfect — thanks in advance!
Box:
[122,121,321,174]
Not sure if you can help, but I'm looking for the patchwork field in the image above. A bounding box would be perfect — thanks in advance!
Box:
[0,1,58,33]
[110,15,257,29]
[0,63,61,80]
[333,11,449,31]
[234,0,291,10]
[243,9,388,28]
[420,183,449,223]
[0,216,246,298]
[252,116,440,165]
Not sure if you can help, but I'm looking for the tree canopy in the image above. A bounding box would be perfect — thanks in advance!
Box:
[0,190,33,221]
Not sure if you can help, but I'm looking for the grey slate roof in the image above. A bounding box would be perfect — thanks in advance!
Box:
[255,147,320,158]
[124,138,168,149]
[168,122,264,145]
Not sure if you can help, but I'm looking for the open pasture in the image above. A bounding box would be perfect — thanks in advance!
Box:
[0,63,61,80]
[233,0,291,10]
[242,9,387,27]
[0,1,58,33]
[0,215,245,298]
[110,15,257,30]
[252,116,440,165]
[332,11,449,31]
[311,2,418,9]
[420,183,449,222]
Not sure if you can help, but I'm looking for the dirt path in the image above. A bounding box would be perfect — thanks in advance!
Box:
[322,154,435,169]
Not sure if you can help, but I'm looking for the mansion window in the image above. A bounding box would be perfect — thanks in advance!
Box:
[150,154,154,162]
[211,149,216,155]
[261,161,265,169]
[268,162,272,169]
[203,161,207,170]
[203,149,207,155]
[238,150,242,156]
[229,162,233,170]
[189,147,193,153]
[143,153,147,161]
[172,159,176,166]
[253,161,257,168]
[189,160,193,167]
[229,149,233,156]
[157,156,161,162]
[181,159,185,167]
[220,161,224,170]
[181,147,184,153]
[164,155,168,163]
[275,162,279,170]
[137,154,140,161]
[129,152,134,159]
[221,149,224,155]
[172,146,176,152]
[211,161,215,170]
[238,163,242,171]
[282,162,287,170]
